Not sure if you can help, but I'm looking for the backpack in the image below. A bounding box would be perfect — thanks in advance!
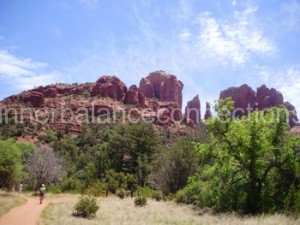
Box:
[39,187,45,195]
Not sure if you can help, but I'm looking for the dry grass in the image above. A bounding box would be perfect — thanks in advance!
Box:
[0,191,27,217]
[39,196,300,225]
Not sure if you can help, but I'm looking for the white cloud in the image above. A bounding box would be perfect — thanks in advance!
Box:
[0,50,63,90]
[257,66,300,115]
[78,0,99,9]
[178,29,191,41]
[232,0,237,6]
[195,7,275,65]
[63,3,277,111]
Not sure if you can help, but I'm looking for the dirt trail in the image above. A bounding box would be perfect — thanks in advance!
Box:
[0,195,72,225]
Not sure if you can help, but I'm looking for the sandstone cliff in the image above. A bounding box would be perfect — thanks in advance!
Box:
[220,84,298,126]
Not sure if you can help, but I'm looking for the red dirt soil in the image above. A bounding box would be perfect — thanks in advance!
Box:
[0,195,73,225]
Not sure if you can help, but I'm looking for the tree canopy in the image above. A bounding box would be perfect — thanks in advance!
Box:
[177,98,300,214]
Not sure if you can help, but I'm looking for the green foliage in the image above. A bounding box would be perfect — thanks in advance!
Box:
[0,139,33,190]
[152,190,164,201]
[134,195,147,207]
[41,129,58,143]
[0,116,25,139]
[180,99,300,214]
[83,181,105,197]
[46,184,62,194]
[149,137,199,194]
[60,176,84,193]
[74,196,99,218]
[176,176,202,205]
[116,189,125,199]
[284,183,300,214]
[105,170,127,193]
[135,186,156,198]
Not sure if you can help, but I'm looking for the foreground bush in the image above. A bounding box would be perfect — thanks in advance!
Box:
[183,100,300,214]
[135,186,156,198]
[134,196,147,207]
[74,196,99,218]
[116,189,125,199]
[152,191,164,201]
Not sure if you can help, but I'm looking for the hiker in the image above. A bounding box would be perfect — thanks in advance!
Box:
[39,184,46,204]
[18,183,23,195]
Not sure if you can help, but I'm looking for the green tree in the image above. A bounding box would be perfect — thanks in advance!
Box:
[183,98,300,214]
[0,139,32,190]
[149,137,199,194]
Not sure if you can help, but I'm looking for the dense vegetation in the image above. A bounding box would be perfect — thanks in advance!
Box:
[177,99,300,214]
[0,98,300,215]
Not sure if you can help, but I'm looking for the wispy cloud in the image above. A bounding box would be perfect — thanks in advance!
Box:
[257,66,300,115]
[78,0,99,9]
[0,50,63,91]
[178,29,191,41]
[195,7,275,65]
[63,2,277,111]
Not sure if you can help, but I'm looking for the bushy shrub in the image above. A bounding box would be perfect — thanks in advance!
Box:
[152,191,163,201]
[74,196,99,218]
[135,186,156,198]
[83,182,105,197]
[46,185,62,194]
[60,177,84,193]
[105,170,127,194]
[175,178,202,205]
[284,184,300,214]
[134,196,147,207]
[116,189,125,199]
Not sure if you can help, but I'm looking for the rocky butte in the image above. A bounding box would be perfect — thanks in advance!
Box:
[220,84,299,126]
[139,70,183,108]
[0,71,197,138]
[0,71,299,140]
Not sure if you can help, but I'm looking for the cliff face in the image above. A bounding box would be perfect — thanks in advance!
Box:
[1,71,299,139]
[1,72,188,136]
[220,84,256,117]
[185,95,201,126]
[139,71,183,108]
[204,102,212,120]
[219,84,299,126]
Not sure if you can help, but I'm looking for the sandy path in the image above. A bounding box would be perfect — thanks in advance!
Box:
[0,195,73,225]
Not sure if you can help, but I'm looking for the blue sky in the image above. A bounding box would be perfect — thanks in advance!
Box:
[0,0,300,116]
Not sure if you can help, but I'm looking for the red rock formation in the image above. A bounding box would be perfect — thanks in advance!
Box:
[220,84,298,126]
[256,85,283,110]
[4,95,18,103]
[186,118,195,129]
[139,71,183,108]
[22,91,44,107]
[0,72,193,137]
[284,102,299,127]
[289,125,300,136]
[139,78,154,98]
[124,85,145,107]
[204,102,212,120]
[92,75,127,101]
[220,84,256,117]
[70,83,94,95]
[185,95,201,124]
[159,102,183,123]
